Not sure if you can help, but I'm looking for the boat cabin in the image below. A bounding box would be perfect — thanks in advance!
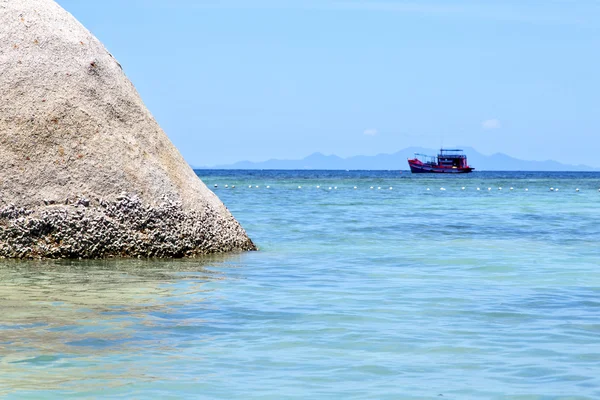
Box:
[436,149,468,169]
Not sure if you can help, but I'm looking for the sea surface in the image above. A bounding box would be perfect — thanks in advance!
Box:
[1,170,600,399]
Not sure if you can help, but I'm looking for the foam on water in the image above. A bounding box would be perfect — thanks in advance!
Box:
[1,170,600,399]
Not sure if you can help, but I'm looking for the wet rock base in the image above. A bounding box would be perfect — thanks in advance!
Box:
[0,195,257,259]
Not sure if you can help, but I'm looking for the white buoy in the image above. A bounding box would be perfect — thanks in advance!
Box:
[555,188,559,191]
[328,187,332,190]
[488,187,491,191]
[370,186,374,190]
[477,188,480,191]
[576,188,580,192]
[231,185,235,188]
[426,188,430,191]
[550,187,554,191]
[498,187,502,190]
[510,187,513,190]
[378,187,381,190]
[461,187,465,190]
[354,186,357,189]
[266,186,270,189]
[255,185,259,188]
[225,184,228,188]
[334,187,337,190]
[248,185,252,188]
[316,186,320,189]
[214,184,218,188]
[389,187,393,190]
[525,188,529,191]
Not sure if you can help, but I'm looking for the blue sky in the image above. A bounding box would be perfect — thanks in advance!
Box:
[56,0,599,167]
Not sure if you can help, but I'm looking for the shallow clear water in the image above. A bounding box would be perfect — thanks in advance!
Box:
[2,170,600,399]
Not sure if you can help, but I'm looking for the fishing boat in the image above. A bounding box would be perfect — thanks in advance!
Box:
[408,149,474,173]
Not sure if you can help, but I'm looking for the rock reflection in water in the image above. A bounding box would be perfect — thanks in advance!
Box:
[0,255,242,395]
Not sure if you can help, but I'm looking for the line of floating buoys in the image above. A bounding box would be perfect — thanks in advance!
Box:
[212,185,599,193]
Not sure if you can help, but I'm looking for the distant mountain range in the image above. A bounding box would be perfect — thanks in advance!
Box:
[196,147,598,171]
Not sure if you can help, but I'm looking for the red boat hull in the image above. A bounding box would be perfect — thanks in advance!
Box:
[408,159,474,173]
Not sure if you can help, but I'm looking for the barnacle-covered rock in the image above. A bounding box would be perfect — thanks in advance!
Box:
[0,0,256,258]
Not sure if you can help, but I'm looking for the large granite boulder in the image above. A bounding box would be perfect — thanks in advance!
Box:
[0,0,256,258]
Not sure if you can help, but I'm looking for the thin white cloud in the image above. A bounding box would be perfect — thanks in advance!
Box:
[332,1,465,14]
[482,119,501,130]
[364,128,378,136]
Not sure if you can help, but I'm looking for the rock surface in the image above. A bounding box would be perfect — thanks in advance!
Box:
[0,0,256,258]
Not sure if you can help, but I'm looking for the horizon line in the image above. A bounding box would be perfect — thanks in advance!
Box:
[191,147,599,170]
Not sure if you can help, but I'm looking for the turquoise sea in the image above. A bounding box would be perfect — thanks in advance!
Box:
[2,170,600,399]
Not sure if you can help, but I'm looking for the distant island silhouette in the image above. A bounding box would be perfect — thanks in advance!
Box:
[196,147,598,171]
